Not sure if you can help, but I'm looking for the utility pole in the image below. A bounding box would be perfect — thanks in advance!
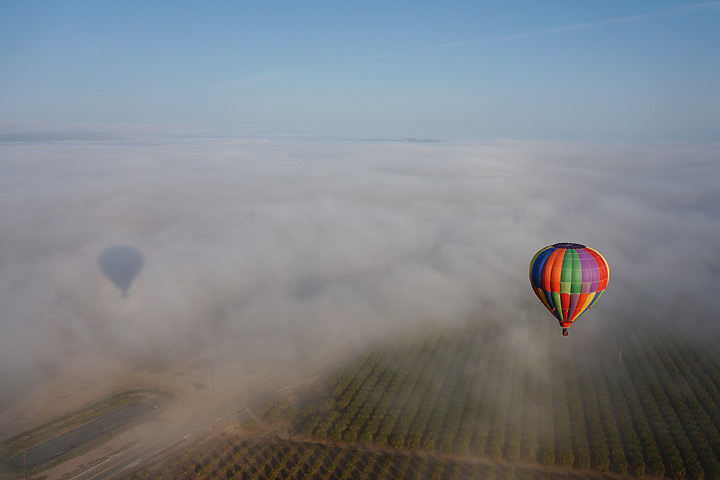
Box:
[23,451,28,480]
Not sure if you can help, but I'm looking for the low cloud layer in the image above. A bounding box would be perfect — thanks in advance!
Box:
[1,128,719,409]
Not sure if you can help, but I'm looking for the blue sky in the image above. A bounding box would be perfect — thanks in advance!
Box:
[2,1,719,141]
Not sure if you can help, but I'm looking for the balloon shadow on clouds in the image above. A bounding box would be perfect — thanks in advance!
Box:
[98,245,144,298]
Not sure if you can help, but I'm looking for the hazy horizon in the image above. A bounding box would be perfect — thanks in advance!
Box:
[2,1,719,142]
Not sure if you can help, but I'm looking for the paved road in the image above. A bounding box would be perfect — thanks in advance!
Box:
[55,365,329,480]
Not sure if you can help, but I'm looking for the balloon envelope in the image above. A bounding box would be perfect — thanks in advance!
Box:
[98,245,144,297]
[529,242,609,330]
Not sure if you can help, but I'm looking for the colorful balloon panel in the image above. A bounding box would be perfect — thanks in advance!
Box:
[529,243,609,329]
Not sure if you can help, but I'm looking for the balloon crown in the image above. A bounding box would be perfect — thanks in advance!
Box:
[553,242,586,249]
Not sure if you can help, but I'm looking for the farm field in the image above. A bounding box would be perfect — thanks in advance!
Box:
[132,435,624,480]
[130,316,720,479]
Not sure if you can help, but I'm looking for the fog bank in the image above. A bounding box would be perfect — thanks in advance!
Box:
[1,129,718,410]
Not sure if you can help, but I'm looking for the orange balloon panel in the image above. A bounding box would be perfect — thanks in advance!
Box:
[529,243,609,330]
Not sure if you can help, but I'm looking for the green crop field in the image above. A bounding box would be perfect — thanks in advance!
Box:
[132,317,720,480]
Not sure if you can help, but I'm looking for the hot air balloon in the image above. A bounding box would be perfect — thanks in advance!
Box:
[529,242,609,336]
[98,245,144,297]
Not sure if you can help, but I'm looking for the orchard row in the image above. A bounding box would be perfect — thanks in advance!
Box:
[131,435,617,480]
[295,318,720,479]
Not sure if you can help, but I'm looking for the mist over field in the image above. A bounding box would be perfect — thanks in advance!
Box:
[1,125,718,412]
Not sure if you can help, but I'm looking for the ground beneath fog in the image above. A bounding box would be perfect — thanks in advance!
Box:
[0,352,254,440]
[0,329,376,480]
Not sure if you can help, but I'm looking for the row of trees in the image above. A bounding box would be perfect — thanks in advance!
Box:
[132,436,598,480]
[294,318,720,478]
[129,316,720,480]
